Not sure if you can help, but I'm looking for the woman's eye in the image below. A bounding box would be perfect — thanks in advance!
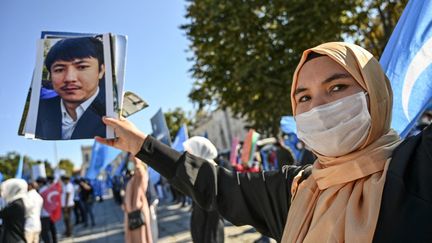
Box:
[298,95,310,103]
[330,84,347,92]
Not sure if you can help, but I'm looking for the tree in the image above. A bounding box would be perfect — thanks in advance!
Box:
[164,107,193,141]
[182,0,407,136]
[343,0,408,57]
[58,159,74,176]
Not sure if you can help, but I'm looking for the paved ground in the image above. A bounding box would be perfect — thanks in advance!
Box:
[58,197,275,243]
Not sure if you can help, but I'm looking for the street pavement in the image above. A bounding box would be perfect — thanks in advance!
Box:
[58,196,276,243]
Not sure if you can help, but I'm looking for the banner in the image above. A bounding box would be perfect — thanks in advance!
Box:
[229,137,240,165]
[171,124,189,152]
[32,163,46,179]
[240,129,260,166]
[150,108,172,146]
[380,0,432,137]
[85,141,121,180]
[40,182,62,222]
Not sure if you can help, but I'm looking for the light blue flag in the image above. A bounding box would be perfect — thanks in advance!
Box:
[171,124,189,152]
[15,155,24,179]
[280,116,297,135]
[150,108,172,146]
[85,141,121,180]
[380,0,432,137]
[114,152,128,177]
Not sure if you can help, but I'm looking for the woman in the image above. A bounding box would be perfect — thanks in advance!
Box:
[123,156,153,243]
[97,42,432,242]
[0,178,28,243]
[183,136,225,243]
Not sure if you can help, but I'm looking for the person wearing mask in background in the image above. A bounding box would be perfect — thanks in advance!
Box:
[183,136,224,243]
[123,156,153,243]
[0,178,28,243]
[60,175,74,237]
[96,42,432,242]
[24,182,43,243]
[37,177,58,243]
[79,178,95,227]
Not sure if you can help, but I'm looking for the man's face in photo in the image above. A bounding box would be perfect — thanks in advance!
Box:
[50,57,105,104]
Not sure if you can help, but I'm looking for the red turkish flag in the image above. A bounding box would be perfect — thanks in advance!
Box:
[40,182,62,222]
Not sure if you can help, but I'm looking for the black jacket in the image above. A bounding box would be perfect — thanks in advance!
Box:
[35,85,106,140]
[0,198,26,243]
[136,124,432,243]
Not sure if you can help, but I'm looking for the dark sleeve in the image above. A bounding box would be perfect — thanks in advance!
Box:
[413,124,432,201]
[136,136,304,241]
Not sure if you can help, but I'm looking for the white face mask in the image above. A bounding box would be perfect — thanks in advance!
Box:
[295,92,371,157]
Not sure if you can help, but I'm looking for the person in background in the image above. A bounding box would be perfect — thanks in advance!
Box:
[60,175,74,237]
[123,156,153,243]
[24,182,43,243]
[146,175,159,243]
[72,178,84,225]
[79,178,95,227]
[183,136,225,243]
[37,177,58,243]
[0,178,28,243]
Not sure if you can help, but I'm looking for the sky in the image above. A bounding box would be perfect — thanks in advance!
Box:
[0,0,194,168]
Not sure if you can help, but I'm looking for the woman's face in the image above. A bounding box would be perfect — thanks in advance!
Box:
[294,56,365,115]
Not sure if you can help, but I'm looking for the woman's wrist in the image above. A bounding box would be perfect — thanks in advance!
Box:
[131,131,147,155]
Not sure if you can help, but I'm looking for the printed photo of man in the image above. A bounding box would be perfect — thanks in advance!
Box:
[35,37,106,140]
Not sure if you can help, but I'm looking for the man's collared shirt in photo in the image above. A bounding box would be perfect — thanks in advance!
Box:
[60,87,100,139]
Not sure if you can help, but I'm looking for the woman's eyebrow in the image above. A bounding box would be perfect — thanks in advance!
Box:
[322,73,351,84]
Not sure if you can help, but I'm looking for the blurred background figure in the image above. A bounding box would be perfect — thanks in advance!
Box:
[24,181,43,243]
[123,156,153,243]
[60,175,74,237]
[0,178,28,243]
[72,178,84,226]
[79,178,95,227]
[37,177,58,243]
[183,136,225,243]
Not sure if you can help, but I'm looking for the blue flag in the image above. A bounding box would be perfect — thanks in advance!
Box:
[280,116,297,135]
[15,155,24,179]
[85,141,121,180]
[114,152,129,177]
[171,124,189,152]
[380,0,432,137]
[150,108,172,146]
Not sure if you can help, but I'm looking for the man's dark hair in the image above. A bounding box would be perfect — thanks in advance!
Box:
[45,36,104,72]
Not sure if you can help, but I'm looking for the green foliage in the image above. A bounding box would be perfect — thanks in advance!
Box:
[182,0,407,136]
[342,0,408,57]
[58,159,74,176]
[0,153,55,180]
[164,107,193,141]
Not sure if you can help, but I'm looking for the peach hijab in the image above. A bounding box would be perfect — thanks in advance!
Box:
[281,42,401,243]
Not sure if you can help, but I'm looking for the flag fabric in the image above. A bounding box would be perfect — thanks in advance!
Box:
[380,0,432,137]
[150,108,172,146]
[240,129,260,166]
[15,155,24,179]
[171,124,189,152]
[280,116,297,135]
[85,141,121,180]
[40,182,62,222]
[229,137,240,165]
[0,172,3,183]
[114,152,129,177]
